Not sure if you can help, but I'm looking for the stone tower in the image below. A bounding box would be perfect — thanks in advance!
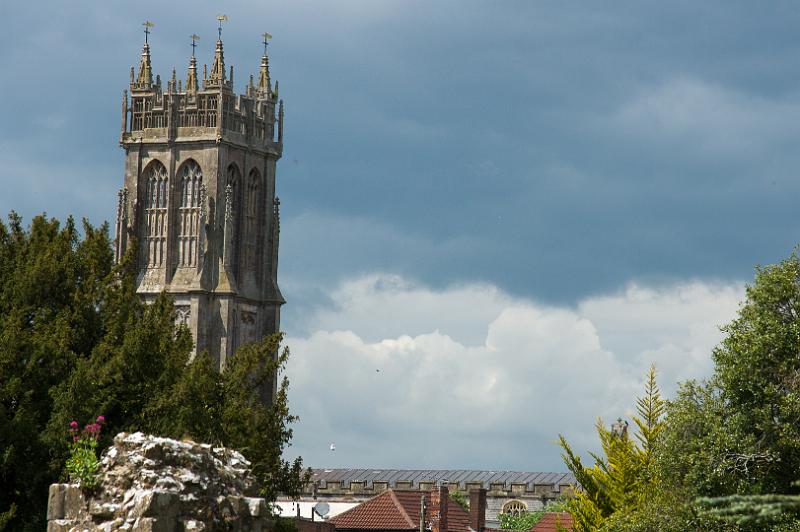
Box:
[114,29,285,372]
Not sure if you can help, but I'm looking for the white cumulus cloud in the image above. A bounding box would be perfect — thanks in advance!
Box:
[284,274,743,471]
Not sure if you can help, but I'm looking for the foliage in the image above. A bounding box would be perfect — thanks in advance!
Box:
[499,510,546,530]
[0,213,113,531]
[649,253,800,529]
[599,496,737,532]
[697,492,800,527]
[0,213,306,530]
[558,365,665,531]
[65,416,105,491]
[498,500,570,530]
[449,489,469,511]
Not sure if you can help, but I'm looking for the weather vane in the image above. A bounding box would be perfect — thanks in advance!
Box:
[216,15,228,39]
[191,34,200,56]
[262,32,272,55]
[143,21,155,44]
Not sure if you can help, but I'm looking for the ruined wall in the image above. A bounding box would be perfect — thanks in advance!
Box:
[47,432,274,531]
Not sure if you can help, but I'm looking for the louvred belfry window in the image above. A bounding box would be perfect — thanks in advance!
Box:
[177,160,203,267]
[142,161,168,267]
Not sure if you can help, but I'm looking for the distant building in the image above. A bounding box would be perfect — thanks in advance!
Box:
[114,26,285,389]
[285,469,575,528]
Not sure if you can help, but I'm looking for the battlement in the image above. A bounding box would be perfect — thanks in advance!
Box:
[121,87,281,149]
[121,33,283,151]
[304,469,576,501]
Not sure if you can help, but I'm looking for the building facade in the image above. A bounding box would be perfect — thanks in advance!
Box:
[114,30,285,375]
[292,469,575,528]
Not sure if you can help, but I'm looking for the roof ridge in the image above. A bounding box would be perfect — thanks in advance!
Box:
[390,489,418,529]
[328,490,390,525]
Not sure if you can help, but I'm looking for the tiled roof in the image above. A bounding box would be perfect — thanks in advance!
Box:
[312,469,576,490]
[329,489,471,532]
[530,513,573,532]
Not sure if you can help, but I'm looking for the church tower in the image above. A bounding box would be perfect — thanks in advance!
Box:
[114,24,285,373]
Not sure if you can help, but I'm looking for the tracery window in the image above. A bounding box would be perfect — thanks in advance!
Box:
[177,160,203,267]
[502,500,527,517]
[242,169,260,272]
[226,164,241,274]
[142,161,168,267]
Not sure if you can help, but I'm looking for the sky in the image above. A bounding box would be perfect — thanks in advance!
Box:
[3,1,800,472]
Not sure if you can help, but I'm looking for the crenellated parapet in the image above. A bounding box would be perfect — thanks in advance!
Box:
[294,469,576,525]
[121,36,282,154]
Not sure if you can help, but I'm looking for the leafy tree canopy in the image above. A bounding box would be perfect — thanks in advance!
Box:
[656,253,800,524]
[559,365,665,531]
[0,213,306,530]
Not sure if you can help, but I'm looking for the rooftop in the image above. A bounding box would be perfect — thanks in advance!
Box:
[311,469,576,491]
[329,489,470,532]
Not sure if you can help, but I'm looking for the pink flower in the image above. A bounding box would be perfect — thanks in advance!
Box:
[96,415,105,424]
[70,421,78,428]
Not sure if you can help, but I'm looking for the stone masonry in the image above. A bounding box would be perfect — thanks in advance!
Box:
[47,432,273,531]
[115,28,285,383]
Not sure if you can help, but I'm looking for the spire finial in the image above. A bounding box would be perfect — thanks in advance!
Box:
[262,32,272,55]
[143,21,154,44]
[207,19,227,87]
[216,14,228,40]
[257,32,273,98]
[191,34,200,57]
[134,23,154,90]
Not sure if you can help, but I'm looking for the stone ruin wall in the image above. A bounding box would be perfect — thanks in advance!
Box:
[47,432,274,532]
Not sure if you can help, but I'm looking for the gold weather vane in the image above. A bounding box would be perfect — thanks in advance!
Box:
[143,21,155,43]
[191,34,200,56]
[262,32,272,55]
[216,15,228,39]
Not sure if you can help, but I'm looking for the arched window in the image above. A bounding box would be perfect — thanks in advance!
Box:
[502,500,527,517]
[177,160,203,267]
[142,161,168,267]
[225,164,241,273]
[242,169,260,272]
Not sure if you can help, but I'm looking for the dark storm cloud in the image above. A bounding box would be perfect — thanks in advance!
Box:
[3,0,800,306]
[3,0,798,471]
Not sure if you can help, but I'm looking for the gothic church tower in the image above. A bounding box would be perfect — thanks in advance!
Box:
[114,27,285,372]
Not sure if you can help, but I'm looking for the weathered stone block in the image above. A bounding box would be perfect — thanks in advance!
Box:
[64,484,87,520]
[132,491,180,519]
[47,484,67,520]
[46,519,76,532]
[132,516,174,532]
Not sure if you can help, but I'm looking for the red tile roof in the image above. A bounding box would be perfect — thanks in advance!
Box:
[484,513,573,532]
[329,489,471,532]
[530,513,573,532]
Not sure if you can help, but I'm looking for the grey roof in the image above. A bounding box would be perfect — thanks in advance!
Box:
[310,469,576,489]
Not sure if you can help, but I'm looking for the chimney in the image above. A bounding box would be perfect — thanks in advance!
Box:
[469,489,486,532]
[430,486,449,532]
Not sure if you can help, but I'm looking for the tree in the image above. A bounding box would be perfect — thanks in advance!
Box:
[558,365,665,531]
[654,253,800,530]
[0,214,114,530]
[0,213,307,529]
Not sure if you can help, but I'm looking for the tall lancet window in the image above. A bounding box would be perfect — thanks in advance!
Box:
[243,169,260,272]
[177,160,203,267]
[226,164,241,274]
[142,161,169,267]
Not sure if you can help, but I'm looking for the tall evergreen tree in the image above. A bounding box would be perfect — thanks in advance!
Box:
[0,213,306,530]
